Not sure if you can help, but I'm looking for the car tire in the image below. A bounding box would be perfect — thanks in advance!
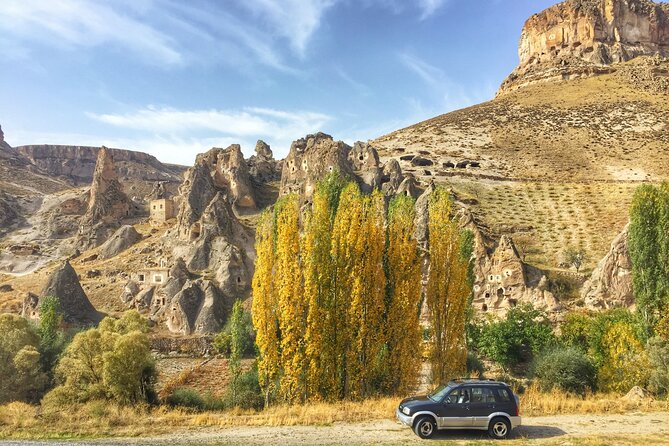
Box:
[413,416,437,439]
[488,416,511,440]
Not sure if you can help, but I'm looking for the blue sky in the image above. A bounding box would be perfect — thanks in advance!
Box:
[0,0,556,165]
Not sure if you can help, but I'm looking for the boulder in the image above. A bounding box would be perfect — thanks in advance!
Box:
[248,140,282,184]
[98,225,142,260]
[22,261,101,325]
[381,159,404,195]
[581,224,634,309]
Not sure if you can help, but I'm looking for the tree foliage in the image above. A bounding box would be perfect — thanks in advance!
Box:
[251,176,472,402]
[597,321,650,392]
[477,305,555,370]
[44,311,155,406]
[532,346,596,393]
[426,187,473,384]
[0,314,48,404]
[629,183,669,324]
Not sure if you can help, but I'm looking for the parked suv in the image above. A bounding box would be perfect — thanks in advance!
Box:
[396,379,521,439]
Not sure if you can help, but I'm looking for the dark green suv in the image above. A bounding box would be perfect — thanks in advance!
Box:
[396,379,521,440]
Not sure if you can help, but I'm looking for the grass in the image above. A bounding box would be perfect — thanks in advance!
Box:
[1,390,668,440]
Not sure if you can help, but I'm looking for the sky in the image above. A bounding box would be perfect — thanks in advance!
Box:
[0,0,557,166]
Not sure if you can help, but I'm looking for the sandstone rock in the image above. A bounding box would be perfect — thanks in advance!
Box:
[396,175,420,199]
[279,133,384,200]
[98,225,142,260]
[165,280,228,335]
[121,280,140,305]
[500,0,669,95]
[22,261,101,325]
[623,385,653,401]
[380,159,404,195]
[473,235,561,316]
[15,144,184,184]
[148,181,169,200]
[78,147,134,249]
[134,287,155,311]
[581,224,634,309]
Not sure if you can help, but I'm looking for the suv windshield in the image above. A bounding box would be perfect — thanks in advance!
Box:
[427,384,453,402]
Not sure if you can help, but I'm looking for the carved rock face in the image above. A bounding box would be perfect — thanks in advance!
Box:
[23,261,101,325]
[581,224,634,309]
[500,0,669,94]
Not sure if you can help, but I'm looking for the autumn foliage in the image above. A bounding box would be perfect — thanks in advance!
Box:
[252,174,473,403]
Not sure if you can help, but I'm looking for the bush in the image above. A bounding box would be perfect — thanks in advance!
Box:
[212,303,255,357]
[466,352,485,378]
[165,388,206,411]
[46,311,156,406]
[532,347,596,393]
[647,337,669,396]
[477,305,555,370]
[0,314,48,404]
[597,322,650,393]
[222,365,264,410]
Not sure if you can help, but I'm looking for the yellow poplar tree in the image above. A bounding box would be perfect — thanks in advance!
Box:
[274,195,306,403]
[251,210,279,407]
[347,189,387,398]
[426,187,472,384]
[598,322,650,392]
[385,194,422,394]
[302,174,344,400]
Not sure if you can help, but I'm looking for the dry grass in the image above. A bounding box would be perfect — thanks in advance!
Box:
[519,384,669,417]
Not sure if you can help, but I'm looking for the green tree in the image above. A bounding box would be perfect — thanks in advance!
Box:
[629,183,669,324]
[0,314,48,403]
[647,337,669,396]
[45,311,155,406]
[37,295,66,383]
[532,346,596,393]
[477,305,555,370]
[227,300,245,406]
[563,247,586,273]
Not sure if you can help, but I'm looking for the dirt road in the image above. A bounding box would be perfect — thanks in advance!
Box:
[1,412,668,445]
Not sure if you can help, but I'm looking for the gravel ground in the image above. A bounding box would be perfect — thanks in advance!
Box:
[1,412,668,445]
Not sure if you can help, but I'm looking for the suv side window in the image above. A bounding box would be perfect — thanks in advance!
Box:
[469,387,496,404]
[496,388,512,402]
[444,388,470,404]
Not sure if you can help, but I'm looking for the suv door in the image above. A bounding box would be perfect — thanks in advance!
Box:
[494,386,517,417]
[467,386,497,427]
[436,388,472,428]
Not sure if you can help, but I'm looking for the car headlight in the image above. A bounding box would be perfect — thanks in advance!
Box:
[402,406,411,416]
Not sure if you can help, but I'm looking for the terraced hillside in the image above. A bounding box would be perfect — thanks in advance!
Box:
[374,57,669,270]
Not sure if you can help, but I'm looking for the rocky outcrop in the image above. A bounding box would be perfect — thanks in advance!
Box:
[77,147,134,249]
[500,0,669,94]
[473,236,561,315]
[22,261,101,325]
[15,144,184,183]
[98,225,142,260]
[280,133,386,200]
[165,280,228,335]
[581,224,634,309]
[248,140,282,184]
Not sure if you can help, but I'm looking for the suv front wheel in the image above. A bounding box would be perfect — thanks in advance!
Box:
[413,416,437,439]
[488,417,511,440]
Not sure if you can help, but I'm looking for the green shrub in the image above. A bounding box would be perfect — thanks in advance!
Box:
[532,347,596,393]
[165,388,206,410]
[466,352,485,378]
[646,337,669,396]
[212,303,255,357]
[223,365,264,410]
[477,305,555,370]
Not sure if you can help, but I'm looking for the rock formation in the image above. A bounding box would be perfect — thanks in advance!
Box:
[280,133,385,200]
[98,225,142,260]
[22,261,101,325]
[248,140,282,184]
[15,144,185,183]
[77,147,134,249]
[472,236,561,315]
[500,0,669,94]
[581,224,634,309]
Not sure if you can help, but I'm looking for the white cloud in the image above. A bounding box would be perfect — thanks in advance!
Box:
[234,0,337,57]
[399,52,494,115]
[417,0,448,19]
[0,0,182,65]
[87,106,333,162]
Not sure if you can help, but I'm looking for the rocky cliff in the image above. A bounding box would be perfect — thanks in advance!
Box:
[500,0,669,94]
[15,144,185,183]
[581,224,634,309]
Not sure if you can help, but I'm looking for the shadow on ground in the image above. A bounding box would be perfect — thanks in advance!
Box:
[429,425,566,441]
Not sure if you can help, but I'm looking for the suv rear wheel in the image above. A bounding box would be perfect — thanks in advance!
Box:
[413,416,437,439]
[488,417,511,440]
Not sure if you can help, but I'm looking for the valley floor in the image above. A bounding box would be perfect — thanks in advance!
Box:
[1,412,668,446]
